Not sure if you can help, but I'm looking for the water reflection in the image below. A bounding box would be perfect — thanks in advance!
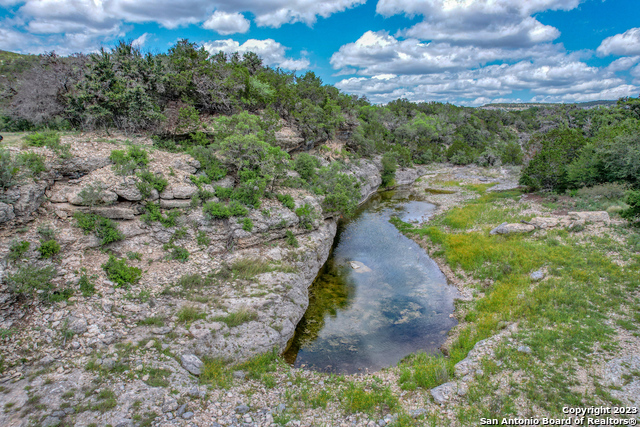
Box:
[283,189,458,374]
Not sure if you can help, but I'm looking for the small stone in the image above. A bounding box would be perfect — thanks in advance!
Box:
[142,374,149,381]
[176,404,187,416]
[232,370,246,380]
[518,345,532,354]
[63,407,75,415]
[51,410,66,418]
[530,270,545,281]
[182,411,194,419]
[410,408,426,419]
[378,420,387,427]
[145,340,155,348]
[181,354,204,376]
[235,404,250,414]
[42,416,60,427]
[163,397,178,413]
[276,403,286,413]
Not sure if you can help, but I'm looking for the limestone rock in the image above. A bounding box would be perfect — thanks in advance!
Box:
[529,217,559,229]
[160,199,191,209]
[114,183,143,201]
[569,211,610,224]
[490,222,535,235]
[530,270,545,281]
[181,354,203,376]
[0,202,15,223]
[430,381,458,404]
[90,206,135,220]
[67,316,88,334]
[56,156,110,176]
[171,185,197,199]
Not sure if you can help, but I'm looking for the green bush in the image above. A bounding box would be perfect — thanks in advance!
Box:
[110,146,149,176]
[102,255,142,288]
[8,240,30,261]
[38,240,60,258]
[285,230,298,247]
[74,212,124,245]
[137,170,168,197]
[242,217,253,232]
[196,230,211,246]
[621,190,640,223]
[294,153,320,181]
[203,201,231,219]
[215,186,233,200]
[277,194,295,210]
[6,265,69,303]
[16,152,46,176]
[163,243,190,262]
[77,182,109,207]
[23,131,60,147]
[295,204,315,230]
[141,202,181,227]
[0,149,20,189]
[229,200,248,216]
[381,152,397,187]
[189,146,226,183]
[78,271,96,297]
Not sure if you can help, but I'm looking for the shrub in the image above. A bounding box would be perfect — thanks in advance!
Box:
[189,145,226,183]
[294,153,320,182]
[176,306,207,323]
[295,204,315,230]
[77,271,96,297]
[77,182,109,207]
[0,149,19,189]
[16,152,46,176]
[196,231,211,246]
[203,201,230,219]
[141,202,181,227]
[38,240,60,258]
[576,183,627,200]
[23,131,60,147]
[621,190,640,223]
[214,186,233,200]
[6,265,64,302]
[229,200,248,216]
[381,152,397,187]
[37,224,56,240]
[137,170,168,196]
[110,146,149,175]
[277,194,295,210]
[8,240,30,261]
[74,212,124,245]
[102,255,142,288]
[163,243,190,262]
[242,217,253,232]
[285,230,299,247]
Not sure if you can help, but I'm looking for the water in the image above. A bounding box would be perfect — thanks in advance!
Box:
[283,189,458,374]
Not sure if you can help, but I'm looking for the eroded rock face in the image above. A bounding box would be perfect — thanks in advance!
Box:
[569,211,610,224]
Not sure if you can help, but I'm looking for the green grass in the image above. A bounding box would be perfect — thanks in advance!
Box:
[338,381,398,415]
[176,306,207,324]
[212,307,257,327]
[392,188,640,417]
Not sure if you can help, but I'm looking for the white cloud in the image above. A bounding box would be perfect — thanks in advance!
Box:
[606,56,640,72]
[597,28,640,57]
[132,32,149,47]
[202,11,250,35]
[203,38,309,70]
[0,27,33,51]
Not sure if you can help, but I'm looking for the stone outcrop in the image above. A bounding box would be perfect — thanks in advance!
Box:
[490,222,535,235]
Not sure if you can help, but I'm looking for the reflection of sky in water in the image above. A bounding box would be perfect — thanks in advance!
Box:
[283,190,458,374]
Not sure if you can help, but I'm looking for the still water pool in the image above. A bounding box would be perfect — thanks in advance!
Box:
[283,189,458,374]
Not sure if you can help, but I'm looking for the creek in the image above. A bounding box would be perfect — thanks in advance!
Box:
[283,188,458,374]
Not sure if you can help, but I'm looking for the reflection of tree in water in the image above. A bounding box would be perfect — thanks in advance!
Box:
[282,258,355,364]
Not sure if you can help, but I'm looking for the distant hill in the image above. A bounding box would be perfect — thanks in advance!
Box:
[480,100,618,111]
[0,50,39,79]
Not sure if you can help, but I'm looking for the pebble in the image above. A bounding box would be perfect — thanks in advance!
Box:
[518,345,532,354]
[182,411,194,419]
[235,404,250,414]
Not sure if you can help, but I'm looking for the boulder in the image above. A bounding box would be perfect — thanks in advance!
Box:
[430,381,458,404]
[67,316,88,334]
[114,183,143,201]
[568,211,610,224]
[181,354,204,376]
[171,185,197,199]
[90,206,135,220]
[56,156,110,177]
[529,217,559,229]
[160,199,191,209]
[490,222,535,235]
[0,202,15,223]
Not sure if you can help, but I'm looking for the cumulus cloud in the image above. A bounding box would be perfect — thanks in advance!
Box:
[606,56,640,72]
[0,27,33,51]
[330,30,562,75]
[597,28,640,57]
[203,38,309,70]
[132,32,149,47]
[202,11,250,35]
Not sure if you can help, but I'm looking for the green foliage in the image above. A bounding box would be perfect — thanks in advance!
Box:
[339,382,398,415]
[78,270,96,297]
[77,182,110,208]
[295,203,316,229]
[189,146,226,183]
[23,130,59,147]
[102,255,142,288]
[196,230,211,246]
[242,217,253,232]
[202,200,247,220]
[285,230,299,247]
[381,152,397,187]
[277,193,295,210]
[0,149,19,189]
[110,145,149,176]
[176,105,200,133]
[6,266,69,303]
[294,153,320,181]
[141,202,181,227]
[214,186,233,200]
[398,353,449,390]
[74,212,124,245]
[176,306,207,323]
[38,239,60,258]
[137,171,168,197]
[520,128,586,192]
[16,152,46,176]
[621,190,640,223]
[37,224,56,240]
[212,308,258,327]
[163,243,190,262]
[8,240,30,261]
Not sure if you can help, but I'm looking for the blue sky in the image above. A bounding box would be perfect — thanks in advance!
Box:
[1,0,639,105]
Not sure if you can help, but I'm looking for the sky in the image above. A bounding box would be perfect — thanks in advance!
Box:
[1,0,640,106]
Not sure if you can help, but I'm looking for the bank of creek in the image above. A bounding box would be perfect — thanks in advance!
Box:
[284,188,459,374]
